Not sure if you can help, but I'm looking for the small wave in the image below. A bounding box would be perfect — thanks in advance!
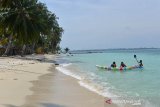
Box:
[79,81,104,96]
[79,81,117,98]
[61,63,72,67]
[56,64,82,80]
[56,63,118,98]
[56,63,110,97]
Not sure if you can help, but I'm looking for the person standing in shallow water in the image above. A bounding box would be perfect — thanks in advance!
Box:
[111,62,116,68]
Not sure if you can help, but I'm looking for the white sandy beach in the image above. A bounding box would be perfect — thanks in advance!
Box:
[0,56,51,107]
[0,55,117,107]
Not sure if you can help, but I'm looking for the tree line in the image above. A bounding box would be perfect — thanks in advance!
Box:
[0,0,63,56]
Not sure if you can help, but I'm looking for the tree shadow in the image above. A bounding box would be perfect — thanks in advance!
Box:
[3,104,18,107]
[4,103,65,107]
[40,103,66,107]
[12,54,59,64]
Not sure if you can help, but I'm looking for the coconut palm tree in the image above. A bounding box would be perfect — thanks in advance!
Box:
[0,0,50,55]
[64,47,70,53]
[0,0,63,56]
[39,12,63,53]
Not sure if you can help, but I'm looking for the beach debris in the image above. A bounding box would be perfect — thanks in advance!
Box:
[105,99,112,104]
[13,78,18,80]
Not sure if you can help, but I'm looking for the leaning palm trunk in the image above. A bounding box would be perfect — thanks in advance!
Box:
[21,44,26,57]
[3,35,13,56]
[31,43,35,54]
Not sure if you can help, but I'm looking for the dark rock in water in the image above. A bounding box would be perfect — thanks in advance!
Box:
[55,63,59,65]
[37,59,42,61]
[87,52,93,54]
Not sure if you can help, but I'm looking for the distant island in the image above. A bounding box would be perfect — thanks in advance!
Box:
[70,48,160,54]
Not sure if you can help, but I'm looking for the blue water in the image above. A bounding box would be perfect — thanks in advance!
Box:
[57,49,160,107]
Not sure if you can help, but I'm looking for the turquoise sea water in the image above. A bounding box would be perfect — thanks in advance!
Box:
[56,49,160,107]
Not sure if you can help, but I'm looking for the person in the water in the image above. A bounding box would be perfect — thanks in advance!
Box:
[120,62,127,70]
[111,61,116,68]
[139,60,143,67]
[120,62,127,68]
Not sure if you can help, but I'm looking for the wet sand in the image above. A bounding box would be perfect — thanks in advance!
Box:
[23,66,117,107]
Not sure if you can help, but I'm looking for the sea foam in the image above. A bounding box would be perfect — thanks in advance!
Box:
[56,63,82,80]
[56,63,116,98]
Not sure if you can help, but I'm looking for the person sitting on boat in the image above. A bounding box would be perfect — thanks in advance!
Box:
[111,62,116,68]
[120,62,127,70]
[138,60,143,67]
[120,62,127,68]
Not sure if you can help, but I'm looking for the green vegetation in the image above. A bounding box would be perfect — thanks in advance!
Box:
[0,0,63,56]
[64,47,70,53]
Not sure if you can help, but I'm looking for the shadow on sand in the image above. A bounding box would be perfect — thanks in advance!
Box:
[4,103,65,107]
[40,103,66,107]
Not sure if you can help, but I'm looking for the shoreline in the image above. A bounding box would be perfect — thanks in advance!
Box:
[0,55,118,107]
[23,65,117,107]
[54,55,136,107]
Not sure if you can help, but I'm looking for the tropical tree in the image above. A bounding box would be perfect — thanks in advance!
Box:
[64,47,70,53]
[0,0,50,55]
[0,0,63,56]
[38,13,63,53]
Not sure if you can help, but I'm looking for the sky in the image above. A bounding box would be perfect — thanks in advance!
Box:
[40,0,160,50]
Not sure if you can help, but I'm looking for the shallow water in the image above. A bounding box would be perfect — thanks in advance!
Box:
[56,49,160,107]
